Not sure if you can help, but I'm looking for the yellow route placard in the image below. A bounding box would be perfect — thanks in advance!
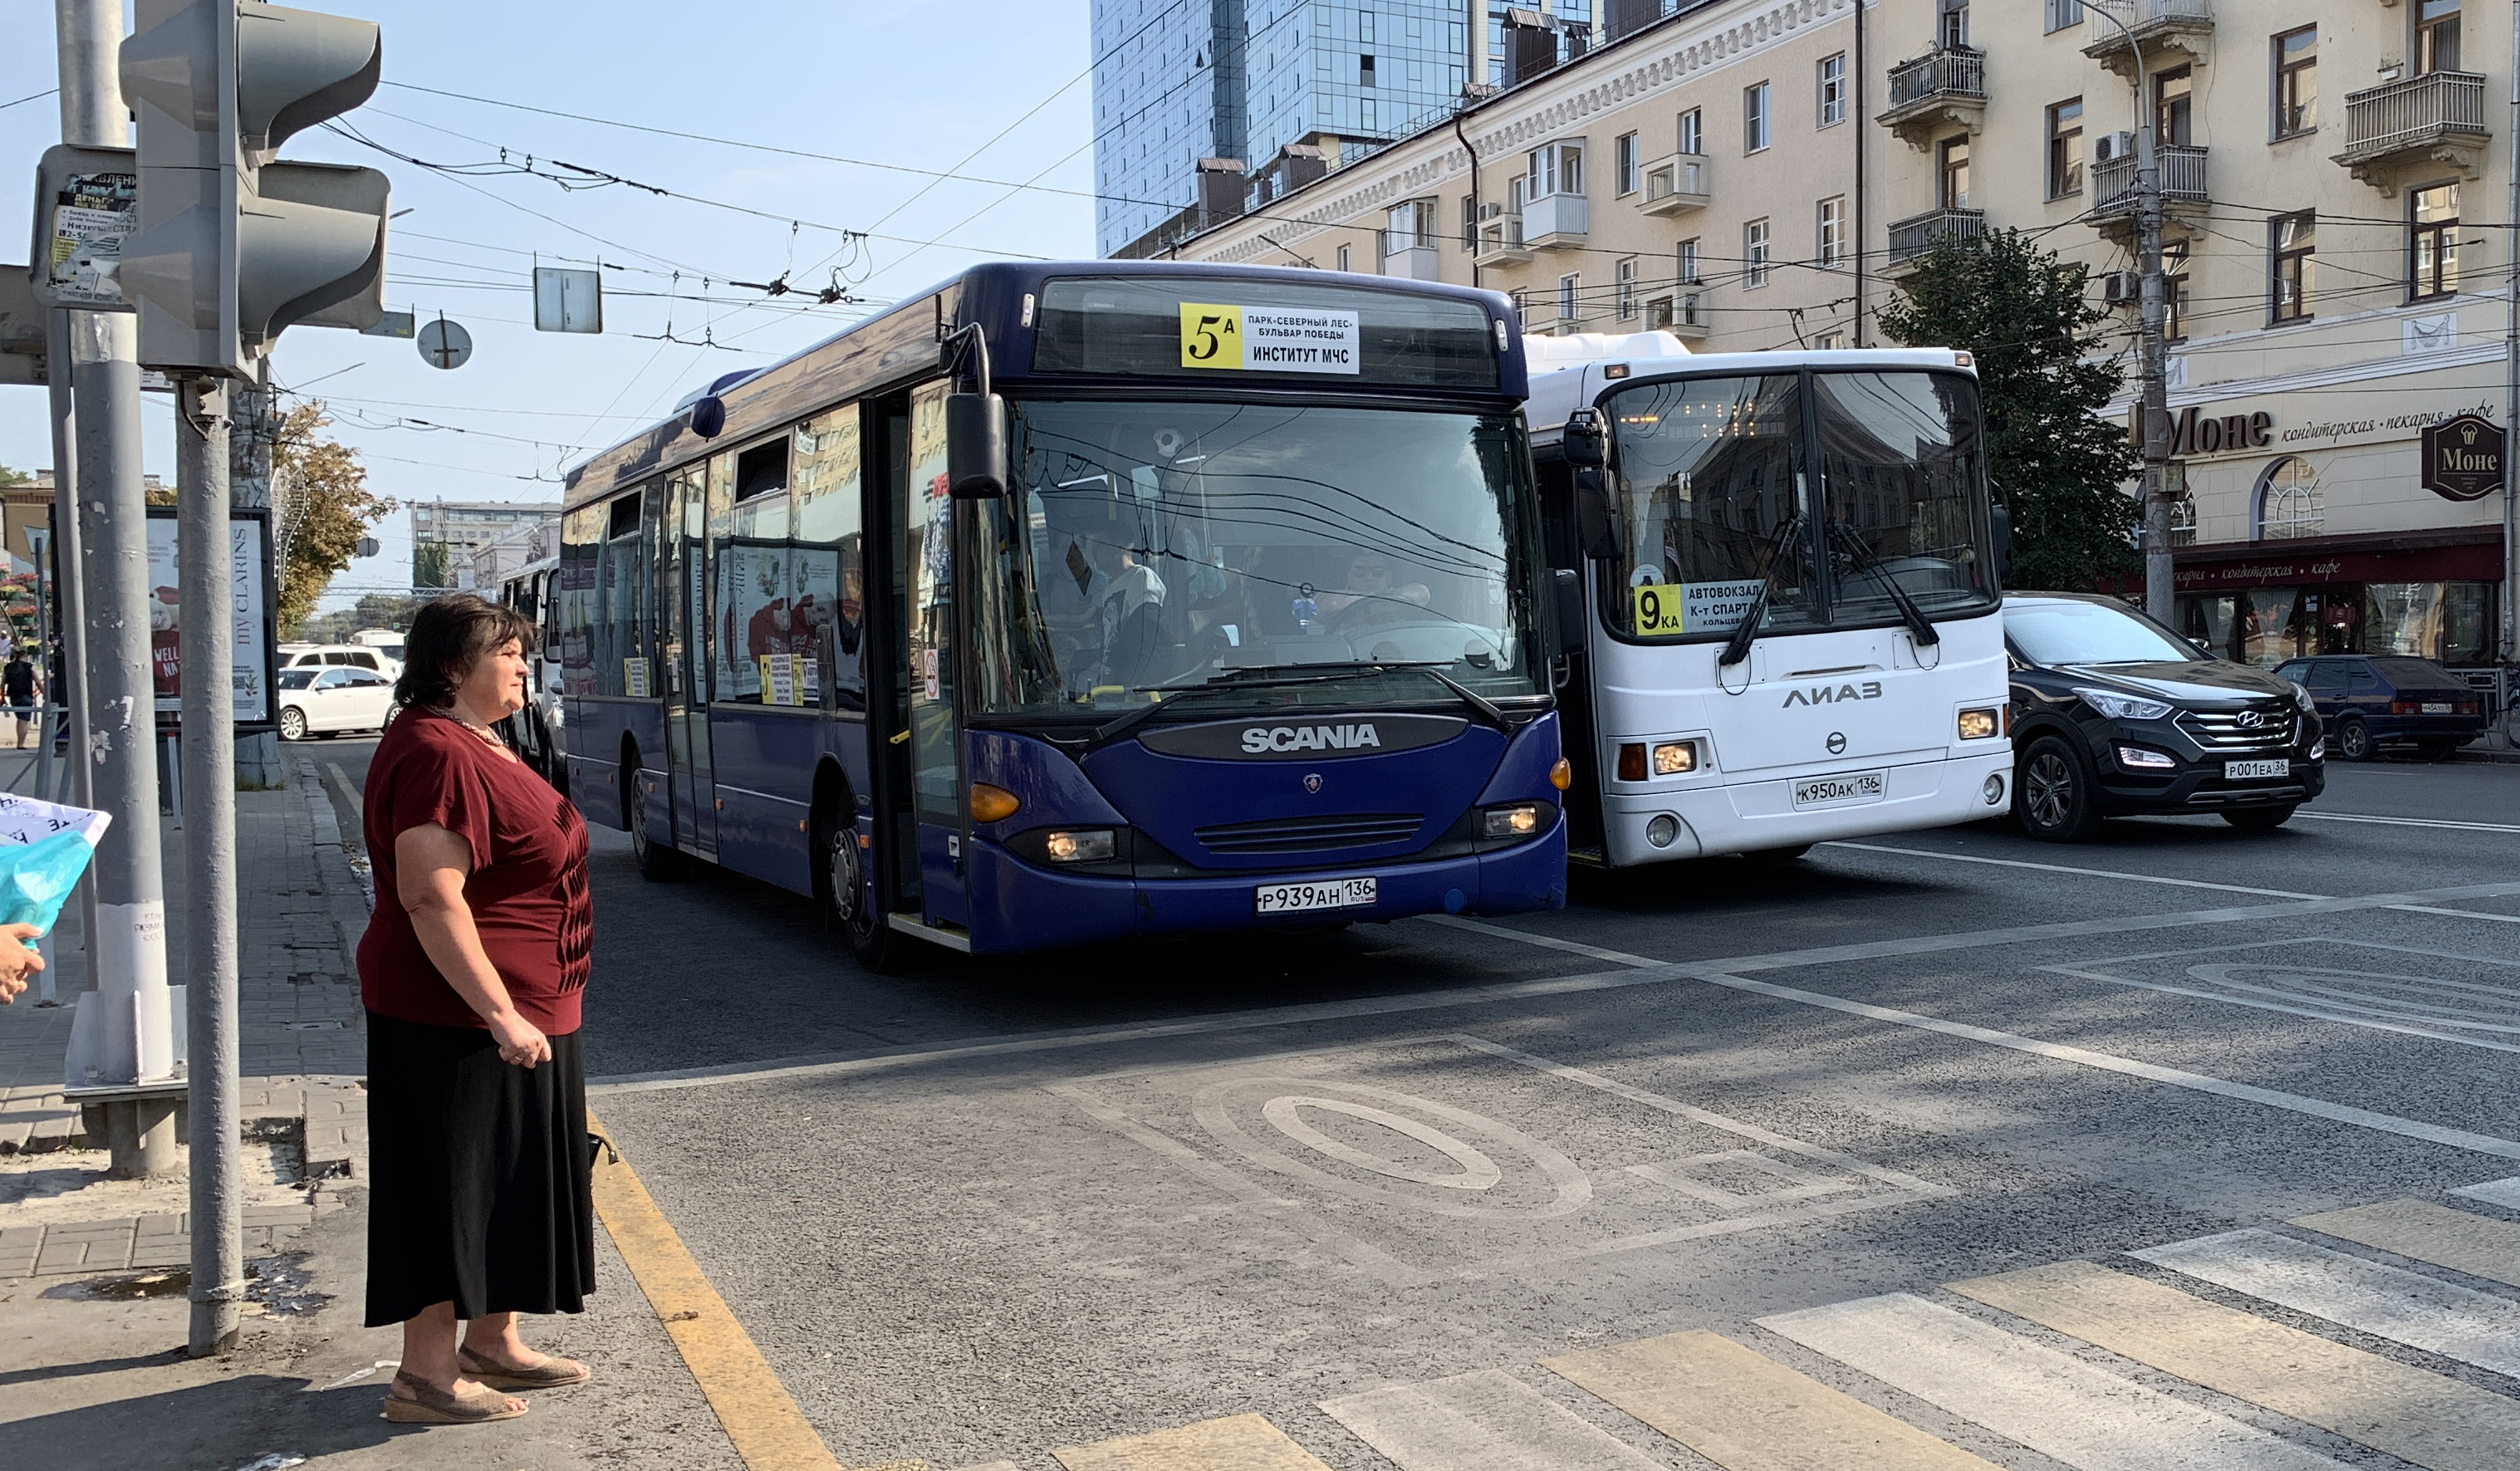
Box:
[1633,582,1687,635]
[1180,302,1244,369]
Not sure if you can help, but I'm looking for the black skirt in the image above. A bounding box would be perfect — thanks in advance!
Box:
[364,1010,596,1326]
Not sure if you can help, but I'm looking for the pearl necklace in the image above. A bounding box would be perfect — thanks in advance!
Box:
[425,705,509,754]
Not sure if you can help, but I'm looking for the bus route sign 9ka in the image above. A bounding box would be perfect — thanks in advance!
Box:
[1179,302,1361,374]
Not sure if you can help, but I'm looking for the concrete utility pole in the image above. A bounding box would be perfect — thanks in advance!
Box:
[2504,2,2518,677]
[57,0,179,1175]
[177,378,242,1356]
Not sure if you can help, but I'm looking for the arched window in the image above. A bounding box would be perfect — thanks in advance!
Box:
[2252,455,2324,541]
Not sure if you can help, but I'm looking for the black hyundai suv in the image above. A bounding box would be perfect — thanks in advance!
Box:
[2005,592,2325,841]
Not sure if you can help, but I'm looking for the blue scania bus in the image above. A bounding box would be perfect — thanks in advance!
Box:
[556,262,1568,967]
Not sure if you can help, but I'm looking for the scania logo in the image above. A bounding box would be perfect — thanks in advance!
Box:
[1782,680,1885,709]
[2235,709,2266,728]
[1240,723,1385,754]
[1302,773,1324,794]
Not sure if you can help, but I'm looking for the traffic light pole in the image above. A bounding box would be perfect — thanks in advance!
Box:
[176,377,243,1356]
[59,0,180,1176]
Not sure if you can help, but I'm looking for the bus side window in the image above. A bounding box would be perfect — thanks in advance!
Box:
[717,437,795,706]
[792,405,865,711]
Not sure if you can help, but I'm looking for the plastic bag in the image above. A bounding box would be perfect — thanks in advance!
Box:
[0,795,110,938]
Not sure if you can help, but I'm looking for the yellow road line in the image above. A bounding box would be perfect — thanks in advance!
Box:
[1953,1260,2520,1471]
[585,1106,855,1471]
[1544,1329,2003,1471]
[1052,1413,1334,1471]
[2295,1199,2520,1289]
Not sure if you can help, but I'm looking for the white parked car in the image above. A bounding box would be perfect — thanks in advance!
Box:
[276,665,397,740]
[277,643,401,679]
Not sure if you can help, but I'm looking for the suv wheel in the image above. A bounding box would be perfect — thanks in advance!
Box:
[2016,735,2103,842]
[2335,717,2375,762]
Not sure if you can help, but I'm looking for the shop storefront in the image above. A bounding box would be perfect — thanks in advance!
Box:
[2173,530,2502,669]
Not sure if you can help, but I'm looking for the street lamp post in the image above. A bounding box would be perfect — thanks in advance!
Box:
[2086,2,2174,624]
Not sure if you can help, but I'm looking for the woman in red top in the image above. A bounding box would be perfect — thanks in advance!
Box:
[359,595,595,1424]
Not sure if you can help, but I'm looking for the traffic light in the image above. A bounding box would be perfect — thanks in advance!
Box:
[119,1,389,375]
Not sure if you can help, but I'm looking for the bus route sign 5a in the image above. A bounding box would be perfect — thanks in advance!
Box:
[1179,302,1361,375]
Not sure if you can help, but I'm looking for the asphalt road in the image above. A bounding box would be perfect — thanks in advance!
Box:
[317,736,2520,1470]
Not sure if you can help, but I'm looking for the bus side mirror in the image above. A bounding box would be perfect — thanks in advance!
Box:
[690,396,727,439]
[1562,408,1607,467]
[947,392,1008,499]
[1574,466,1620,560]
[1989,501,2014,585]
[1552,567,1586,656]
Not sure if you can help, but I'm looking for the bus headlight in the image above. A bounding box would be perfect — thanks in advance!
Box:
[1957,708,2002,740]
[1042,829,1117,863]
[1482,802,1546,839]
[1651,741,1698,774]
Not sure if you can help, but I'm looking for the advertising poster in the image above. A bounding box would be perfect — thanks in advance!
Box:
[45,168,135,309]
[143,511,276,726]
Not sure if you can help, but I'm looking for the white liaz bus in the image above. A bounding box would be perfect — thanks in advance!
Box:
[1524,334,2013,866]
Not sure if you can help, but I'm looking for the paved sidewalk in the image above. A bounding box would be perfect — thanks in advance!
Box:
[0,752,373,1277]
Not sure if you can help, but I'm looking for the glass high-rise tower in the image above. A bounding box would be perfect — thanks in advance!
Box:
[1093,1,1481,257]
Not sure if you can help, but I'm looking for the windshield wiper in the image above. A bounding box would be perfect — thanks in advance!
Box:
[1718,512,1804,670]
[1827,520,1940,652]
[1089,660,1507,748]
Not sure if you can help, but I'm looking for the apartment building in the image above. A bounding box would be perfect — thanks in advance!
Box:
[1165,0,2514,670]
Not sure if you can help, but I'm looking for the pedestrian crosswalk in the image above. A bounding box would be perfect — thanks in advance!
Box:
[1040,1179,2520,1471]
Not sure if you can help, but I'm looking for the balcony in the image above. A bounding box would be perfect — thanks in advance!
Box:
[1637,153,1710,217]
[1879,47,1986,153]
[1522,191,1589,249]
[2082,0,2214,80]
[1381,244,1444,282]
[1473,212,1530,267]
[2087,143,2211,238]
[2336,70,2489,190]
[1885,207,1985,273]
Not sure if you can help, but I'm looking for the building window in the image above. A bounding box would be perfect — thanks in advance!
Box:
[1816,328,1847,351]
[1679,237,1702,285]
[1360,53,1376,86]
[1616,257,1639,320]
[2253,456,2326,542]
[1939,0,1970,50]
[1359,7,1375,44]
[2410,182,2460,299]
[1819,53,1846,128]
[1679,107,1703,156]
[1510,287,1529,326]
[1527,140,1584,199]
[1615,131,1640,196]
[1744,82,1770,154]
[2165,241,2190,342]
[1360,97,1377,131]
[1385,198,1435,253]
[1744,218,1771,287]
[2416,0,2460,75]
[2271,211,2315,322]
[2047,100,2083,198]
[2155,65,2193,146]
[1817,196,1846,268]
[1461,195,1478,250]
[1645,296,1674,330]
[1337,243,1352,272]
[1558,273,1581,322]
[1938,136,1970,209]
[2273,27,2317,138]
[2044,0,2084,33]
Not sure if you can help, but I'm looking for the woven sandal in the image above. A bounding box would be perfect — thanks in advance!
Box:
[380,1370,528,1424]
[457,1345,593,1390]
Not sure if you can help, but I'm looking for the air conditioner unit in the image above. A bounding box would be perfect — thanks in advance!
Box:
[2092,131,2137,164]
[2101,271,2142,306]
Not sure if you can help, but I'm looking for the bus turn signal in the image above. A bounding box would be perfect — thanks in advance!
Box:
[968,783,1021,822]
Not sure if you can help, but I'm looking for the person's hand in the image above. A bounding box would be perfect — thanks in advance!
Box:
[488,1011,551,1068]
[0,923,43,1004]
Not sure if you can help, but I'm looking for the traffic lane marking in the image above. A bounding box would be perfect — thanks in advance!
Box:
[2042,937,2520,1056]
[2454,1177,2520,1210]
[1951,1258,2520,1471]
[1828,841,2520,924]
[2294,1199,2520,1290]
[1052,1412,1335,1470]
[2135,1228,2520,1379]
[583,1104,845,1471]
[1542,1328,2006,1471]
[591,879,2520,1097]
[2297,812,2520,836]
[1317,1367,1669,1471]
[1759,1292,2351,1471]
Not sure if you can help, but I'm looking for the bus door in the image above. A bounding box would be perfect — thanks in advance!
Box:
[1536,455,1608,857]
[899,381,965,928]
[662,466,718,854]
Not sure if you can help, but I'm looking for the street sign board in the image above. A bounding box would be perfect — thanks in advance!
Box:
[2420,413,2504,503]
[417,315,472,370]
[532,266,601,333]
[27,145,139,311]
[142,507,277,728]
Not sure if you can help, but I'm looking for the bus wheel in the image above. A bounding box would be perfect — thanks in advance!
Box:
[625,762,678,881]
[816,801,904,972]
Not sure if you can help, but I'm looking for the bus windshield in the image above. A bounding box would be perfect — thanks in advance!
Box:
[1599,370,1996,640]
[971,400,1543,716]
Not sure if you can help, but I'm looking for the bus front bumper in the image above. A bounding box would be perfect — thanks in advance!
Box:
[1601,748,2012,866]
[962,825,1567,953]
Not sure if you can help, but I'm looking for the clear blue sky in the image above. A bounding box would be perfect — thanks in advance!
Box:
[1,0,1096,608]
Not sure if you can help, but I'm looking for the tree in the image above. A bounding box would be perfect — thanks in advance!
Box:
[274,401,395,634]
[1878,228,2140,592]
[0,463,28,486]
[412,541,452,591]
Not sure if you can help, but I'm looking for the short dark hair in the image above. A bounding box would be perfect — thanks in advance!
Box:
[394,594,535,709]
